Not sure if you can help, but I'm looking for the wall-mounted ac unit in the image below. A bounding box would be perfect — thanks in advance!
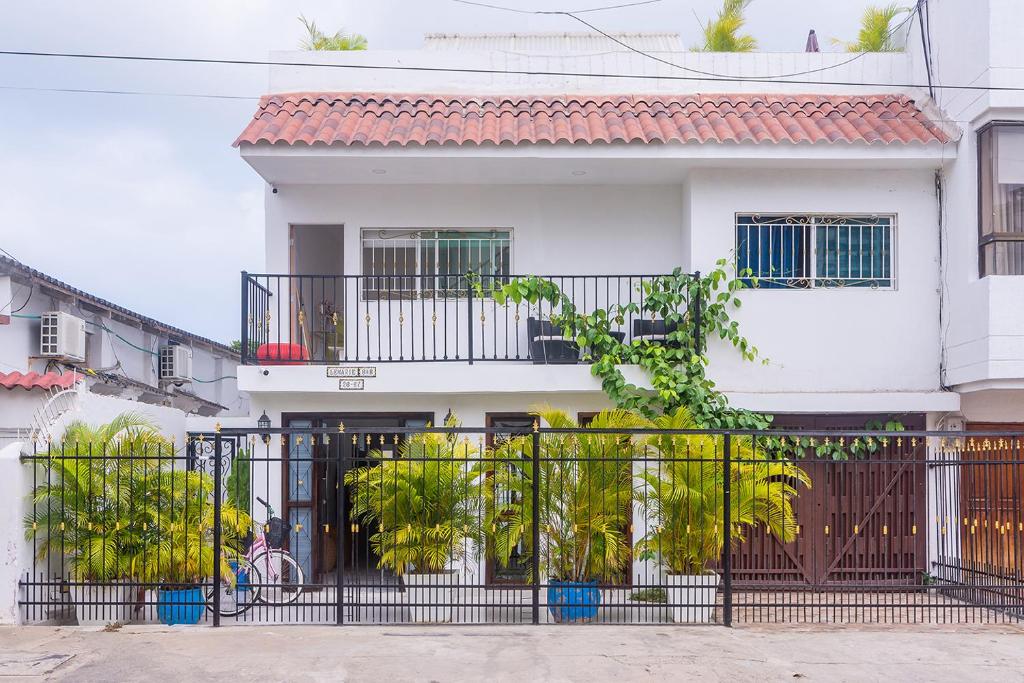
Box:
[39,312,86,362]
[160,345,193,382]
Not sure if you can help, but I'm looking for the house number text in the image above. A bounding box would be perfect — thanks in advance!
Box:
[338,379,365,390]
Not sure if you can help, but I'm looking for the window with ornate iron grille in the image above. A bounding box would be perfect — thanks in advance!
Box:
[736,214,895,289]
[978,122,1024,276]
[361,228,512,298]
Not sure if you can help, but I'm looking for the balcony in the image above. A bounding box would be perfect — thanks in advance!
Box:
[240,272,700,366]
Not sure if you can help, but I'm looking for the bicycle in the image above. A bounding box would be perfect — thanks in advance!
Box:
[208,496,306,616]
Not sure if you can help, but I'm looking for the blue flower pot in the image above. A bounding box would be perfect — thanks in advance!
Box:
[230,561,252,594]
[547,580,601,623]
[157,587,205,625]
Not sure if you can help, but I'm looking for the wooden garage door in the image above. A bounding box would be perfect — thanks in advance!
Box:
[731,414,928,586]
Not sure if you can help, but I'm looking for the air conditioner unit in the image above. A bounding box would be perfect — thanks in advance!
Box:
[39,312,86,362]
[160,345,193,382]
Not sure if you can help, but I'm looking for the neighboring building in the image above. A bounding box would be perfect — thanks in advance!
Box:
[0,256,247,448]
[229,2,1022,581]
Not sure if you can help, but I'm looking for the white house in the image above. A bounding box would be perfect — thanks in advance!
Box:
[224,1,1024,586]
[0,255,248,449]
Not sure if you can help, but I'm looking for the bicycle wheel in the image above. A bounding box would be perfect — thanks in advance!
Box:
[252,550,305,606]
[207,556,263,617]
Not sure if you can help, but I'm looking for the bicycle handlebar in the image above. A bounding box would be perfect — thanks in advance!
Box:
[255,496,275,517]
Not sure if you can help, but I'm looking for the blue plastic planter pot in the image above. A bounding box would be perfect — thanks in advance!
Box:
[229,561,252,594]
[157,587,205,625]
[547,580,601,623]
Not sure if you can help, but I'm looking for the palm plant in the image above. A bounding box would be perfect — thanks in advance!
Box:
[139,469,252,587]
[833,4,909,53]
[298,15,368,51]
[24,413,172,581]
[485,407,647,583]
[345,427,485,576]
[635,407,810,575]
[695,0,757,53]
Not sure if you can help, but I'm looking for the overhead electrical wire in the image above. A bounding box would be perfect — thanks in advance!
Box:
[453,0,921,80]
[1,45,1024,94]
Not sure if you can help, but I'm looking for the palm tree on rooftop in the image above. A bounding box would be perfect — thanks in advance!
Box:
[298,15,368,51]
[833,4,910,52]
[695,0,758,53]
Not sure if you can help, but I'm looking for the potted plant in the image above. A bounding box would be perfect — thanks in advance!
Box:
[142,468,251,625]
[345,417,484,623]
[485,407,646,623]
[24,413,169,625]
[636,407,810,623]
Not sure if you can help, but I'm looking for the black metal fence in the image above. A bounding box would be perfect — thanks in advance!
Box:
[240,273,700,365]
[19,427,1024,626]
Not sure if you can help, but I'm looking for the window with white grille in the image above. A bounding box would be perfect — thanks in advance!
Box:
[361,229,512,298]
[736,214,895,289]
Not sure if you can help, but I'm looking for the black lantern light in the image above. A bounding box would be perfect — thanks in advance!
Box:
[258,411,272,445]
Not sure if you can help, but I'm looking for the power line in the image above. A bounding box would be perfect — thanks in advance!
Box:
[1,47,1023,93]
[455,0,921,81]
[0,84,256,100]
[452,0,663,13]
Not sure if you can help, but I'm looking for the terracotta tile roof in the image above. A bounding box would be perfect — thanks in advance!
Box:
[0,370,80,392]
[234,93,952,147]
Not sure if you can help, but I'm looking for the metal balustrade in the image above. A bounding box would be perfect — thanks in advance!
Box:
[240,272,701,365]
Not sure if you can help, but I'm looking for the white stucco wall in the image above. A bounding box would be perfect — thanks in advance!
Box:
[258,168,947,401]
[689,168,943,394]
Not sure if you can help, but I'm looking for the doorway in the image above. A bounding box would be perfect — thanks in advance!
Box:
[289,225,345,361]
[282,413,432,584]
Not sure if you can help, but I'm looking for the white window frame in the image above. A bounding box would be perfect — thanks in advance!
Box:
[734,213,898,290]
[360,227,514,300]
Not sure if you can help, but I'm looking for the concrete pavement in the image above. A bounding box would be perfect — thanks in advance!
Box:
[1,624,1022,682]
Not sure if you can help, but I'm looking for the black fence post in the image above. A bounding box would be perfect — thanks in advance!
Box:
[240,271,249,365]
[692,271,702,356]
[721,431,732,628]
[336,437,345,625]
[466,278,475,365]
[212,430,223,626]
[531,425,541,625]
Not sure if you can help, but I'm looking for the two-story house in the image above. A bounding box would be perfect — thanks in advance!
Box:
[228,1,1022,582]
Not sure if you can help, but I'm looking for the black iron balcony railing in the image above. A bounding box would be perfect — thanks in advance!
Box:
[240,272,702,365]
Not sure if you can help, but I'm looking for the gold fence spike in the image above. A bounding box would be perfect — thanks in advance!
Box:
[911,524,917,535]
[214,422,222,434]
[882,525,888,535]
[339,422,346,433]
[324,524,330,533]
[824,524,830,536]
[854,524,859,535]
[295,523,303,531]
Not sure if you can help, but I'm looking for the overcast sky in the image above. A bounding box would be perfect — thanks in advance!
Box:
[0,0,874,343]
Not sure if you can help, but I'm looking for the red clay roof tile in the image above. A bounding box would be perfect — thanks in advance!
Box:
[234,93,951,148]
[0,371,80,392]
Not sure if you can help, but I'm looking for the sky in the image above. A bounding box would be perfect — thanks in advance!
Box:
[0,0,874,343]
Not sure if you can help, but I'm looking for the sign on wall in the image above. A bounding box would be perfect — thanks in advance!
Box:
[326,367,377,378]
[338,379,365,390]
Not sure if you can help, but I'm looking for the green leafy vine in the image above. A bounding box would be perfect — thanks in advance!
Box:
[478,260,770,429]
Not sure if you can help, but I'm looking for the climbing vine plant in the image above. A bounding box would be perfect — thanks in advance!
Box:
[479,260,771,430]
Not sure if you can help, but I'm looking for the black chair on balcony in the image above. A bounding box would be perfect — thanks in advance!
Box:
[632,318,682,347]
[528,317,580,364]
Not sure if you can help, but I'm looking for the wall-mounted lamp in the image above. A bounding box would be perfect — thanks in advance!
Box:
[258,411,272,445]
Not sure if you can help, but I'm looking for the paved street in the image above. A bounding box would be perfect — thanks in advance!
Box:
[1,624,1022,682]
